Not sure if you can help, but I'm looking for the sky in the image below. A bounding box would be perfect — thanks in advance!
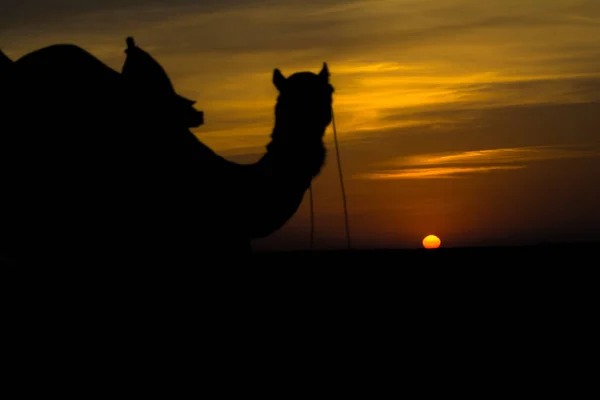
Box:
[2,0,600,250]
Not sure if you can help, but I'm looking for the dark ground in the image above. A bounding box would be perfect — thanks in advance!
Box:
[249,242,599,293]
[251,242,600,263]
[1,242,595,389]
[3,242,597,295]
[2,242,596,354]
[3,242,598,265]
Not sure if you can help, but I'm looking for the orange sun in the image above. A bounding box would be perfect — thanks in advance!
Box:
[422,235,441,249]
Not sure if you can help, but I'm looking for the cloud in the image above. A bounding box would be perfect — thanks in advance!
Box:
[355,144,600,180]
[336,74,600,140]
[392,145,600,167]
[0,0,299,31]
[355,165,524,180]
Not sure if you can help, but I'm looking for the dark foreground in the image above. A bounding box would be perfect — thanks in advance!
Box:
[252,242,600,263]
[2,242,597,352]
[2,242,598,266]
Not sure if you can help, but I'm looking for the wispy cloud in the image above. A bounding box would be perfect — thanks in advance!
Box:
[393,145,600,167]
[355,165,524,180]
[355,145,600,180]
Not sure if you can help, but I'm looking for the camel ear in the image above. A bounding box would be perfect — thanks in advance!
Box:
[319,62,329,82]
[273,68,286,91]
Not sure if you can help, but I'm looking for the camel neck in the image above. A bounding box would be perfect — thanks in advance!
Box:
[261,124,327,184]
[265,124,325,155]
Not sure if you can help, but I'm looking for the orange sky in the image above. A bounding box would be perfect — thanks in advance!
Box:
[3,0,600,249]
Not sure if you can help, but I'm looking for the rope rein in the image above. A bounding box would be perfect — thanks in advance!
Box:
[309,105,351,250]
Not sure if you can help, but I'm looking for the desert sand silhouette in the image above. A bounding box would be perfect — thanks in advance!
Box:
[0,37,333,264]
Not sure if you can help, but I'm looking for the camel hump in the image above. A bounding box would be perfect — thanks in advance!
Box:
[34,44,96,61]
[13,43,104,71]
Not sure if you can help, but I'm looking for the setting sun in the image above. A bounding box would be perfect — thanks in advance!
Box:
[422,235,442,249]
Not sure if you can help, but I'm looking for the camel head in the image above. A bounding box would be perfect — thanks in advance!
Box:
[272,63,334,140]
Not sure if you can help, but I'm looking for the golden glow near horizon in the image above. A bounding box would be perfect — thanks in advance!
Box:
[3,0,600,249]
[423,235,442,249]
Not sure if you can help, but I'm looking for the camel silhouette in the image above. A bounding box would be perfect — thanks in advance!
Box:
[0,38,333,264]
